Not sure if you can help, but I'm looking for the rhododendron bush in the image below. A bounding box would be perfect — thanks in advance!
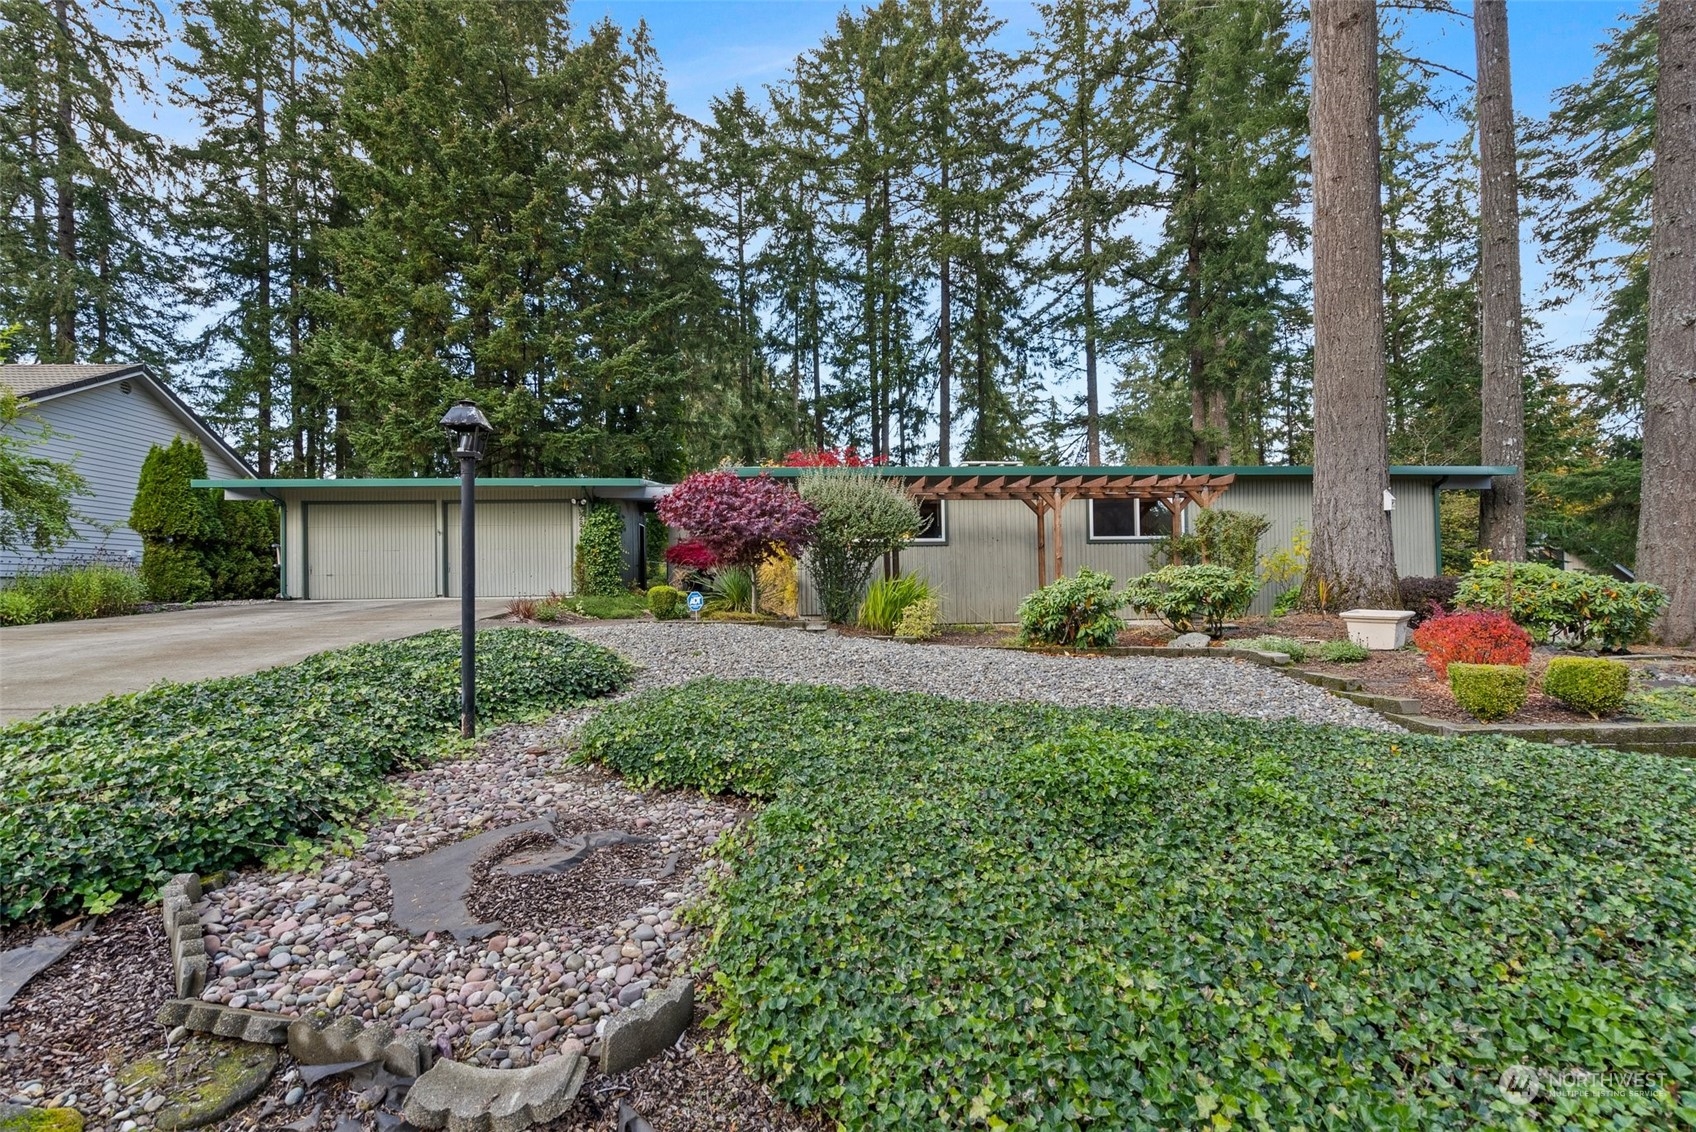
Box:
[657,471,817,611]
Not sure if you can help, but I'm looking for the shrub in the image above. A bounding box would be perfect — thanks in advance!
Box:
[644,514,668,587]
[1449,662,1529,721]
[1455,559,1667,649]
[0,588,40,625]
[578,680,1696,1130]
[1237,635,1306,661]
[1398,575,1458,625]
[1411,609,1532,678]
[138,540,212,603]
[574,501,627,596]
[663,538,717,580]
[798,470,922,623]
[131,438,220,602]
[647,584,686,620]
[12,564,146,620]
[1017,569,1123,647]
[1151,508,1270,575]
[756,551,799,618]
[507,596,539,620]
[707,567,755,614]
[1123,564,1258,639]
[208,499,278,599]
[1316,639,1370,663]
[1,629,630,923]
[1542,656,1630,718]
[892,596,940,641]
[858,573,933,634]
[658,471,817,612]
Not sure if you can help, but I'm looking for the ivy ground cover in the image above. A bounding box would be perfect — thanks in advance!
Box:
[1,629,630,924]
[578,680,1696,1131]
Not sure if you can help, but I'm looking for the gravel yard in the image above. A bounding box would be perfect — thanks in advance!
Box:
[2,622,1391,1132]
[561,621,1399,730]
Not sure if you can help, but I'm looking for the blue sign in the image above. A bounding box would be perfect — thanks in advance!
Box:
[686,590,705,614]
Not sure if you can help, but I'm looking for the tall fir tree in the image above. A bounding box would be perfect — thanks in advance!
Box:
[0,0,179,367]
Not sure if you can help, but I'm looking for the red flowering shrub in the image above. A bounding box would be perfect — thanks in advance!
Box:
[663,539,718,573]
[782,446,887,468]
[1411,609,1532,678]
[657,471,817,610]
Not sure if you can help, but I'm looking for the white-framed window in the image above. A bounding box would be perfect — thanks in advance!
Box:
[1087,498,1182,541]
[912,498,946,544]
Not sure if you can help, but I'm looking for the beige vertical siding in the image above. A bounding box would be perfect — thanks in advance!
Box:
[444,501,575,597]
[304,502,438,599]
[798,474,1442,623]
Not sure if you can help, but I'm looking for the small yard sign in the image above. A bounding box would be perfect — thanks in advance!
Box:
[686,590,705,614]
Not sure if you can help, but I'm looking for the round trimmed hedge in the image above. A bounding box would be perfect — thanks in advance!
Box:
[579,680,1696,1130]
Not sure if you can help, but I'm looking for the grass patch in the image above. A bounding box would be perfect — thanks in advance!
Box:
[541,592,648,620]
[579,680,1696,1130]
[1,629,630,924]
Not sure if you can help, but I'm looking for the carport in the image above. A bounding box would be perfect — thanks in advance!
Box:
[196,477,667,599]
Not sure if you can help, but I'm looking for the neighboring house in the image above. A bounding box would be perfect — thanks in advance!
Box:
[197,477,666,599]
[0,364,256,579]
[745,464,1513,624]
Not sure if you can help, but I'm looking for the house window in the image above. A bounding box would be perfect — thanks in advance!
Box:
[913,498,946,544]
[1088,498,1181,541]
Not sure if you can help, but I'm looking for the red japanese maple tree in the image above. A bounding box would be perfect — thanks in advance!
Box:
[657,471,817,610]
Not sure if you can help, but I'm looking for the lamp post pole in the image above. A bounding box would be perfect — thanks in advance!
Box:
[440,400,492,739]
[458,445,477,738]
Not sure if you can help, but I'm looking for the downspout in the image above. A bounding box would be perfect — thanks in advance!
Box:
[260,488,289,599]
[1431,477,1448,576]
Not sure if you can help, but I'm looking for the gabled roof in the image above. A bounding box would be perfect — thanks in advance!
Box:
[0,363,142,398]
[0,363,258,479]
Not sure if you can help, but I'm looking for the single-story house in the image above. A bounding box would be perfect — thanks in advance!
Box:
[745,464,1512,624]
[198,478,668,599]
[0,364,256,578]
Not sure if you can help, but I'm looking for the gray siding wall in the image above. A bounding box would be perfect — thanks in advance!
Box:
[797,475,1442,623]
[0,381,246,578]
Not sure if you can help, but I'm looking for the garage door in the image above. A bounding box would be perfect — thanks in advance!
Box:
[445,501,574,597]
[306,503,438,599]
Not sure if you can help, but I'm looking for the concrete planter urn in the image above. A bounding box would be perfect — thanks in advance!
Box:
[1339,608,1415,650]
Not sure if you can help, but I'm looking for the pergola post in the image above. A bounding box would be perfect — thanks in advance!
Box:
[1052,488,1068,580]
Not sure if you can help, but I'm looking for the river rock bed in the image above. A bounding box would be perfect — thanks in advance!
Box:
[191,707,743,1072]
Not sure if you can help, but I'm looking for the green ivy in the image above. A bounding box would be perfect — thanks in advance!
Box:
[575,502,627,596]
[578,681,1696,1130]
[1,629,630,924]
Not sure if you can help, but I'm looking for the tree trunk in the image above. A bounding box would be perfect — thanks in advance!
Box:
[1474,0,1526,559]
[52,0,76,362]
[1637,0,1696,645]
[938,162,953,466]
[1303,0,1400,611]
[256,57,275,477]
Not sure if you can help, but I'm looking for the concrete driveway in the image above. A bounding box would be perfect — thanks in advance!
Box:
[0,599,507,724]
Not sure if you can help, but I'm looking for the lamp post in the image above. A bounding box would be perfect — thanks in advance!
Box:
[441,400,492,738]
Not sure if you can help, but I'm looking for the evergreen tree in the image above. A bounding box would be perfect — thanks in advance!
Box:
[1110,0,1308,466]
[0,0,180,366]
[1028,0,1136,465]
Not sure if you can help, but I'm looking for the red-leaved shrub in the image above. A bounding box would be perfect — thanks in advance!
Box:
[663,539,718,573]
[1411,609,1532,678]
[782,446,887,467]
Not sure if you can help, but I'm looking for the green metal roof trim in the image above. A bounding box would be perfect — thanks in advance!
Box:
[733,464,1517,478]
[194,476,659,489]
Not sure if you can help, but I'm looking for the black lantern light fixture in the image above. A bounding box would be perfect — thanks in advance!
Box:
[441,399,493,737]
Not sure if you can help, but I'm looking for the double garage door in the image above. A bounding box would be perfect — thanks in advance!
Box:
[304,501,575,599]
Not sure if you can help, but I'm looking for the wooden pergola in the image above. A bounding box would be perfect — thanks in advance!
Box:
[905,471,1236,587]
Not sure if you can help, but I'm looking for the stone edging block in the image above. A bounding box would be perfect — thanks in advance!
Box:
[599,978,693,1075]
[287,1013,433,1078]
[155,999,291,1045]
[400,1053,587,1132]
[159,873,207,999]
